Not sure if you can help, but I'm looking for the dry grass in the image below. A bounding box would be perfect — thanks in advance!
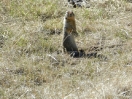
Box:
[0,0,132,99]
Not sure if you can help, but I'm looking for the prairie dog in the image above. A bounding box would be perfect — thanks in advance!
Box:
[63,11,78,52]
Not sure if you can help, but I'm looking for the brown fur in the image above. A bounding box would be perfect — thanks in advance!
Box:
[63,11,78,52]
[63,11,78,36]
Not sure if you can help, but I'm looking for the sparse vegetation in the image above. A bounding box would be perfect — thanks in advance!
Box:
[0,0,132,99]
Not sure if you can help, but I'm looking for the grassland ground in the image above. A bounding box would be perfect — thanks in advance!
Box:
[0,0,132,99]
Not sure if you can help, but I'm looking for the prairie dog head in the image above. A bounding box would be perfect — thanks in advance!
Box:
[65,11,75,20]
